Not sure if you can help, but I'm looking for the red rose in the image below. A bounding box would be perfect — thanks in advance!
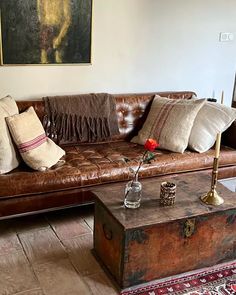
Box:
[144,139,159,151]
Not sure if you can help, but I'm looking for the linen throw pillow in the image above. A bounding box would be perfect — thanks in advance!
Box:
[189,102,236,153]
[6,106,65,171]
[132,96,205,153]
[0,95,19,174]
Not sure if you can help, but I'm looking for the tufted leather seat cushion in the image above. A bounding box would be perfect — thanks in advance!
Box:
[1,142,236,199]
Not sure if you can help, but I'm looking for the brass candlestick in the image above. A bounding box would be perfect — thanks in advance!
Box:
[200,157,224,206]
[201,91,225,206]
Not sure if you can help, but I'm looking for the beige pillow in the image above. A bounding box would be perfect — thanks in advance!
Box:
[0,95,19,174]
[132,95,205,153]
[189,102,236,153]
[6,106,65,171]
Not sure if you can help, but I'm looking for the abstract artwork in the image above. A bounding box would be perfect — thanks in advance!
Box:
[0,0,92,65]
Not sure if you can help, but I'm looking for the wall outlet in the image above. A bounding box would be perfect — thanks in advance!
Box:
[219,32,234,42]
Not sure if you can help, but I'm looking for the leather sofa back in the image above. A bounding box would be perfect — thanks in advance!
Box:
[16,91,196,141]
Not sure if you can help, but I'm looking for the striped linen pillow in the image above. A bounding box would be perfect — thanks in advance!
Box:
[6,106,65,171]
[0,95,20,174]
[132,95,205,153]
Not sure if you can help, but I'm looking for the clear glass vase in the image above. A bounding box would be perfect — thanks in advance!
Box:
[124,176,142,209]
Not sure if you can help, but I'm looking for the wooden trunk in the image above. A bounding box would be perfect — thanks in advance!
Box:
[93,174,236,289]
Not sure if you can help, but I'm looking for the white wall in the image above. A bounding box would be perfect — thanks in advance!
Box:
[0,0,236,105]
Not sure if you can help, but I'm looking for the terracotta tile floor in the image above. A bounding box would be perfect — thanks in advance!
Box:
[0,206,119,295]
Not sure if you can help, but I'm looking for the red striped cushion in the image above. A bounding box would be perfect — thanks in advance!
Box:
[6,107,65,170]
[132,95,206,153]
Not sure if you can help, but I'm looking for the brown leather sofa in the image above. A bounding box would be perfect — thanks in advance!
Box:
[1,91,236,219]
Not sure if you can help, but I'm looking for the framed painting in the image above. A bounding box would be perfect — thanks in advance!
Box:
[0,0,92,65]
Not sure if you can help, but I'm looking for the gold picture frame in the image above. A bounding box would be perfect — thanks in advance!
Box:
[0,0,92,66]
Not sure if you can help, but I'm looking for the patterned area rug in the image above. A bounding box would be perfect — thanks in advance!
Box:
[121,261,236,295]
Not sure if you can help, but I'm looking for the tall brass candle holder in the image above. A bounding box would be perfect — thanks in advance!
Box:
[200,91,225,206]
[200,156,224,206]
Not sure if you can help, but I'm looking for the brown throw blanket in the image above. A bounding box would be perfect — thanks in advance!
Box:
[43,93,119,144]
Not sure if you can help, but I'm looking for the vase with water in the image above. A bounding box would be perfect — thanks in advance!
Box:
[124,174,142,209]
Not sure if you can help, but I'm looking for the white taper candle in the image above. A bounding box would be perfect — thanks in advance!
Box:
[215,91,224,158]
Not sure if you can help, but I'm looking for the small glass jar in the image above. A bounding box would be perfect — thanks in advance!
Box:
[124,177,142,209]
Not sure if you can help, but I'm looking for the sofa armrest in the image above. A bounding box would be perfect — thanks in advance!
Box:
[222,120,236,149]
